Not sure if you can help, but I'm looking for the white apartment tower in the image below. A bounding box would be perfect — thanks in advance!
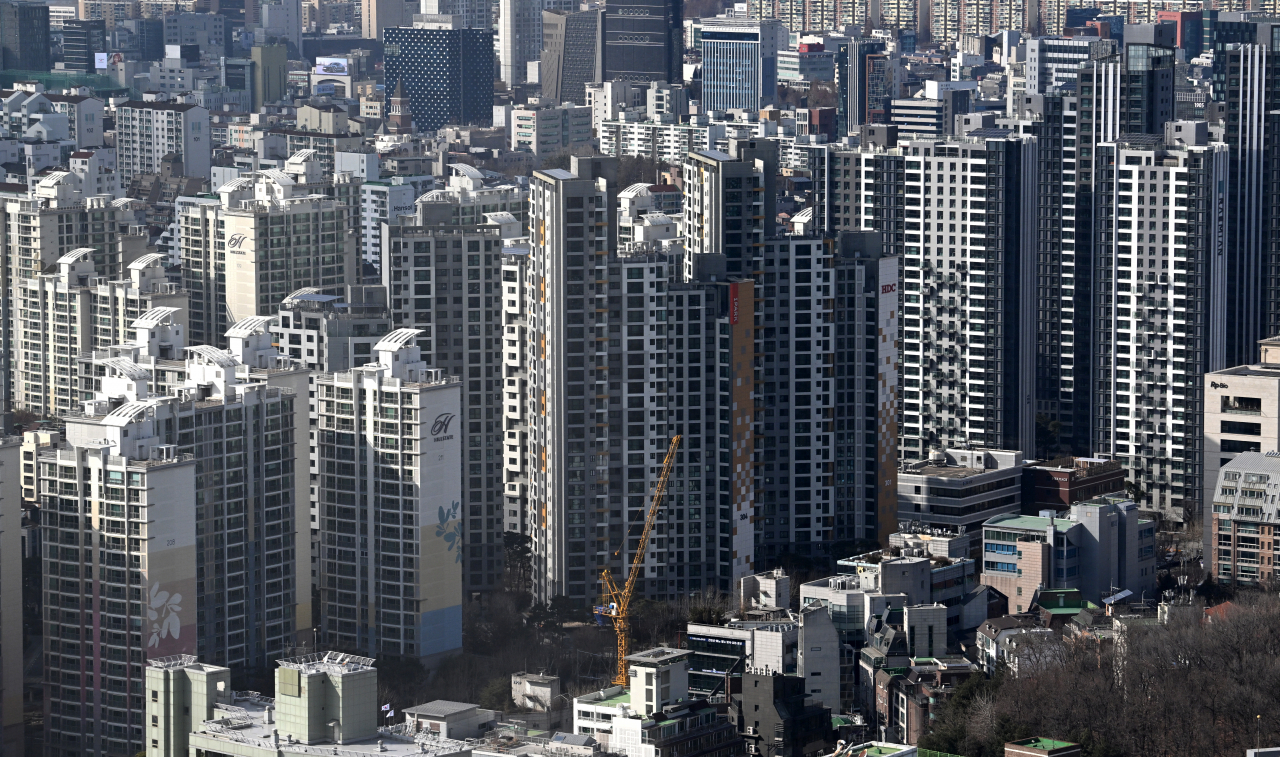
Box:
[16,250,186,418]
[114,100,211,185]
[313,329,463,662]
[381,188,523,594]
[1092,133,1230,525]
[178,169,359,347]
[39,316,310,757]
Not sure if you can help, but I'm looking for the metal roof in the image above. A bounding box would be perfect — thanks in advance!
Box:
[374,328,424,351]
[132,306,181,328]
[100,357,151,380]
[226,315,276,338]
[186,345,238,368]
[450,163,484,179]
[58,247,94,265]
[402,701,477,718]
[102,399,162,427]
[128,252,167,270]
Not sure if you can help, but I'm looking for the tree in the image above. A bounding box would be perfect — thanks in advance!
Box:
[503,531,534,608]
[478,676,514,710]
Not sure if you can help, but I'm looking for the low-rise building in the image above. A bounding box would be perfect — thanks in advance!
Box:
[975,615,1050,675]
[1204,336,1280,534]
[873,657,980,745]
[979,497,1158,611]
[146,651,474,757]
[1207,451,1280,585]
[1021,457,1125,515]
[730,670,833,757]
[510,102,593,156]
[897,448,1025,532]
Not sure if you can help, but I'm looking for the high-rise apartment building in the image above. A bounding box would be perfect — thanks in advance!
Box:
[700,19,784,113]
[503,156,758,604]
[16,250,186,418]
[1000,92,1093,458]
[178,168,358,348]
[40,315,309,757]
[0,435,19,756]
[115,100,212,185]
[603,0,683,85]
[313,330,463,661]
[838,131,1037,458]
[272,285,394,372]
[0,0,51,71]
[1090,130,1229,525]
[383,15,493,132]
[379,183,527,594]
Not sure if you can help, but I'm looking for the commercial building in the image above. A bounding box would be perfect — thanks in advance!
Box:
[1024,37,1116,95]
[730,670,833,757]
[145,652,468,757]
[540,9,603,106]
[603,0,683,85]
[498,0,541,85]
[251,43,288,111]
[313,330,463,662]
[1204,337,1280,535]
[161,10,227,57]
[980,497,1158,610]
[0,0,51,72]
[510,102,593,156]
[1022,457,1125,513]
[700,19,784,112]
[62,19,106,72]
[383,15,493,132]
[40,316,310,757]
[777,43,835,82]
[115,100,211,185]
[1207,451,1280,586]
[897,448,1025,532]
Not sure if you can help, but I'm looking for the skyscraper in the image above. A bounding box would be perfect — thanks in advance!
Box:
[0,0,50,71]
[384,15,493,132]
[700,19,784,113]
[541,9,603,105]
[499,0,541,85]
[603,0,683,85]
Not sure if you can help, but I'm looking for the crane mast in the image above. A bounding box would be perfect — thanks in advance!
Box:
[595,435,682,685]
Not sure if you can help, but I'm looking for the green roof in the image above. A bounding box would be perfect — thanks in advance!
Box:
[861,747,903,756]
[598,690,631,706]
[984,514,1056,531]
[1012,737,1079,750]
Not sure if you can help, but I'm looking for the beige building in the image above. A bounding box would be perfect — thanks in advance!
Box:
[1203,337,1280,533]
[179,166,358,346]
[16,249,185,417]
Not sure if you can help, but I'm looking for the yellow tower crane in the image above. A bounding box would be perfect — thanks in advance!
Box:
[595,435,682,686]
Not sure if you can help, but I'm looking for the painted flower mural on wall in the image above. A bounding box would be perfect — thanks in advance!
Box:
[148,582,182,648]
[436,500,463,563]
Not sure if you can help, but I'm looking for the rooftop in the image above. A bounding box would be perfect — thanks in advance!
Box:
[625,647,691,665]
[902,464,990,479]
[403,700,478,718]
[275,651,375,674]
[1009,737,1079,751]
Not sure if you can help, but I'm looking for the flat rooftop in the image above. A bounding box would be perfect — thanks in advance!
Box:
[903,465,990,479]
[190,692,470,757]
[625,647,690,664]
